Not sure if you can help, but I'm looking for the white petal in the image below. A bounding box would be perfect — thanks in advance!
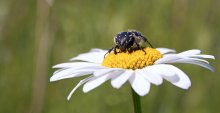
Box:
[90,48,107,52]
[50,71,90,82]
[178,49,201,56]
[145,64,176,77]
[52,62,103,79]
[136,69,163,85]
[168,59,215,72]
[155,54,181,64]
[111,70,133,89]
[70,52,105,63]
[93,68,121,77]
[156,48,176,54]
[52,72,93,82]
[129,72,150,96]
[67,76,92,100]
[188,55,215,59]
[50,67,102,81]
[53,62,100,68]
[168,65,191,89]
[169,57,209,64]
[185,58,209,64]
[51,68,79,81]
[83,74,111,93]
[53,68,66,75]
[145,65,179,82]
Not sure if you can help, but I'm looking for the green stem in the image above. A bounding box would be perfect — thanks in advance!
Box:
[131,88,142,113]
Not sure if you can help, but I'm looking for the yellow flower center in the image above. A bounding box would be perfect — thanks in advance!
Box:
[102,47,163,70]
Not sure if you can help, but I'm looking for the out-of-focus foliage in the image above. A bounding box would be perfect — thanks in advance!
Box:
[0,0,219,113]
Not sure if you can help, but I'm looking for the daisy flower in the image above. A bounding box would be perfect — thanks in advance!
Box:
[50,47,215,100]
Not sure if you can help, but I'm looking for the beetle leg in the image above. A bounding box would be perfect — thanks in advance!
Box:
[104,47,114,58]
[135,42,146,54]
[128,48,132,53]
[114,45,119,54]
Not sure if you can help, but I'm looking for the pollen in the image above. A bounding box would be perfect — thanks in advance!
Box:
[102,47,163,70]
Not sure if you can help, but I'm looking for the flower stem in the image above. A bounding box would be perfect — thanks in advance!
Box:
[131,88,142,113]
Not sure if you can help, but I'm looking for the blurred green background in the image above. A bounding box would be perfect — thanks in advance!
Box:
[0,0,219,113]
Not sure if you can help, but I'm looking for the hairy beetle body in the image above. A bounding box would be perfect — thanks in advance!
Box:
[105,30,153,57]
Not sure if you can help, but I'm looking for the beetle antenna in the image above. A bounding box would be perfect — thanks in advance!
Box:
[146,40,154,48]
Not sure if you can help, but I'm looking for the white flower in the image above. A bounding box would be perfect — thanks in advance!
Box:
[50,47,215,100]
